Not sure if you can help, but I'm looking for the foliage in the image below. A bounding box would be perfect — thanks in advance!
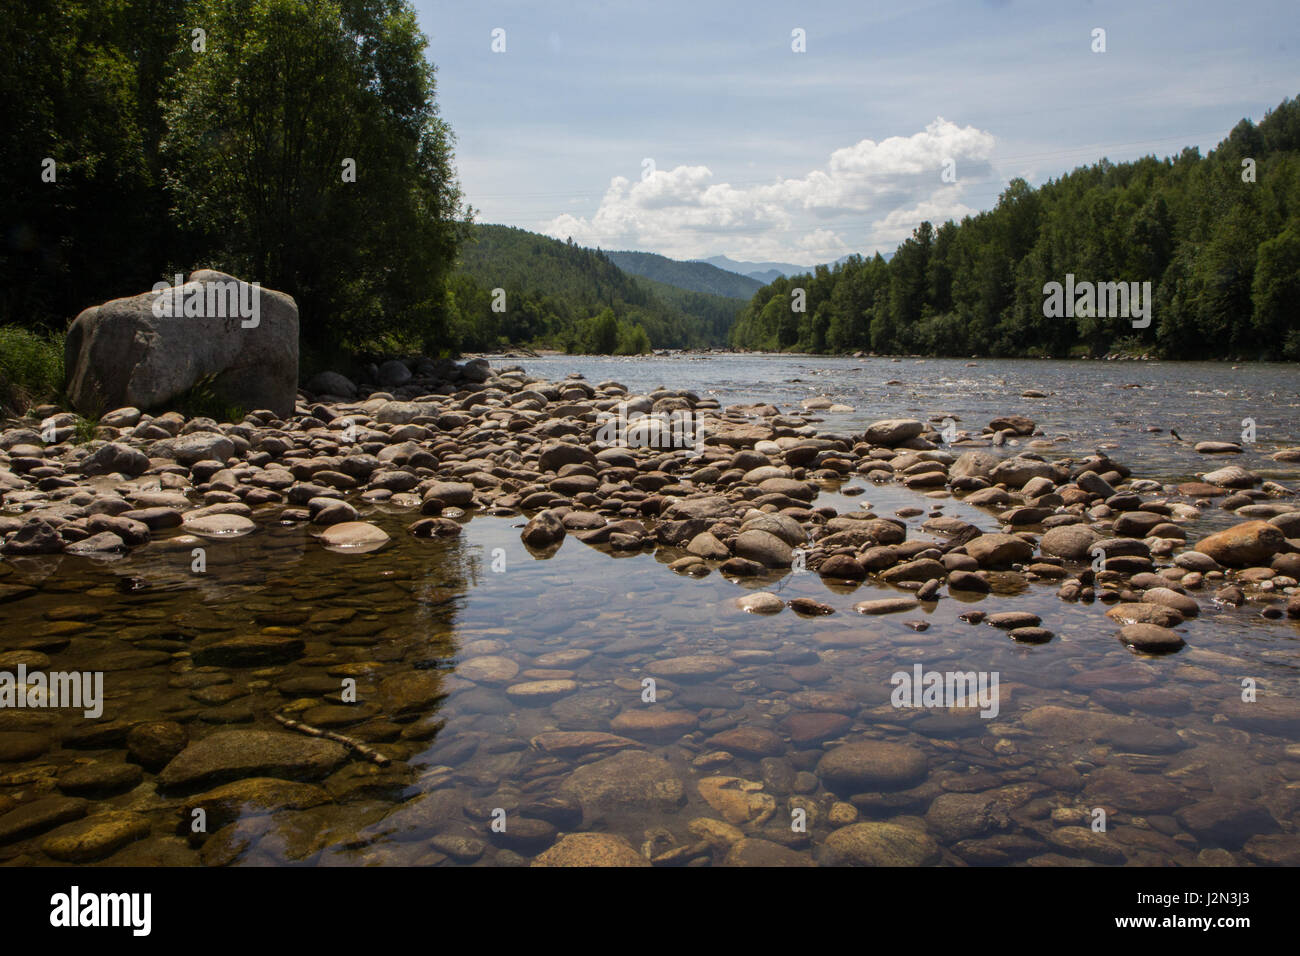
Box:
[171,373,247,423]
[0,0,468,359]
[0,325,66,415]
[604,250,762,299]
[448,225,738,353]
[731,96,1300,360]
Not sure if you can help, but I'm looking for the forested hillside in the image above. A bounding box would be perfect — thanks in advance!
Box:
[448,225,740,353]
[627,276,745,346]
[730,96,1300,360]
[605,251,763,299]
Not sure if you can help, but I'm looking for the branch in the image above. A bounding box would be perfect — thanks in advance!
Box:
[272,712,391,766]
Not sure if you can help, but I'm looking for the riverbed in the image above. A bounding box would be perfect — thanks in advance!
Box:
[0,355,1296,866]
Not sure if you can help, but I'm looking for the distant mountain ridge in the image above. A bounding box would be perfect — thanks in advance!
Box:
[449,224,744,352]
[695,254,819,283]
[604,250,761,299]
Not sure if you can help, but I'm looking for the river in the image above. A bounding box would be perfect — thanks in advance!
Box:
[0,355,1296,866]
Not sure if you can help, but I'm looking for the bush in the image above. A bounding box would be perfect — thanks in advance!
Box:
[0,326,65,415]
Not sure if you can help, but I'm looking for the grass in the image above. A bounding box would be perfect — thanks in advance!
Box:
[0,325,65,416]
[72,414,99,445]
[172,373,247,423]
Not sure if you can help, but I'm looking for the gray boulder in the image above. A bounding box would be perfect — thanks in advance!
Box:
[80,442,149,478]
[147,431,234,467]
[305,371,357,398]
[65,270,298,418]
[377,360,412,387]
[989,456,1062,488]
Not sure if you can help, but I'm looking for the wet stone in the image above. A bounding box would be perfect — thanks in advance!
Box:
[0,797,90,844]
[488,816,558,854]
[0,732,49,762]
[158,730,349,791]
[457,656,519,685]
[816,741,929,793]
[550,694,622,731]
[645,655,734,680]
[821,822,941,866]
[193,635,304,667]
[707,726,784,757]
[673,685,744,710]
[42,811,152,863]
[783,712,852,745]
[504,679,578,703]
[609,709,699,742]
[532,832,649,867]
[1175,798,1279,848]
[1046,827,1126,864]
[557,750,686,825]
[56,761,144,796]
[1081,768,1188,815]
[1119,623,1185,653]
[724,837,813,867]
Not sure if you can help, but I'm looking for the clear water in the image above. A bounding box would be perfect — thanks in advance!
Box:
[1,355,1296,866]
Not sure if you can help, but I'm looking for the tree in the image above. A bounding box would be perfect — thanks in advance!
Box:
[1252,222,1300,357]
[162,0,468,354]
[0,0,187,329]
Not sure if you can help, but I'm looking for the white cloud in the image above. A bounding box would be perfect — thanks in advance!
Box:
[543,118,995,262]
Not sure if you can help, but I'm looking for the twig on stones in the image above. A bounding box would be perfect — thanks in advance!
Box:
[272,712,391,766]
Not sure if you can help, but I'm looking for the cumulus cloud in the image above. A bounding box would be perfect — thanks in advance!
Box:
[543,118,995,262]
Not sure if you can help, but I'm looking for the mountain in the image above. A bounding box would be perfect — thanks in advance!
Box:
[448,224,742,353]
[697,255,817,283]
[604,250,761,299]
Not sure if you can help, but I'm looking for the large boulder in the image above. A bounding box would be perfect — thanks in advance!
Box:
[65,270,298,418]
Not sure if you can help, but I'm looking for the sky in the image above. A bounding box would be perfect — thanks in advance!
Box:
[414,0,1299,267]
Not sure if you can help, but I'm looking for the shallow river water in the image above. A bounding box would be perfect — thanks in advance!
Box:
[1,356,1297,866]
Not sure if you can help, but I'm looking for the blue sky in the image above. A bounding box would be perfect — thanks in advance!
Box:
[414,0,1299,266]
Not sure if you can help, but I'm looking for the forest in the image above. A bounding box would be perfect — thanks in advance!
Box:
[730,96,1300,360]
[448,225,739,354]
[1,0,467,369]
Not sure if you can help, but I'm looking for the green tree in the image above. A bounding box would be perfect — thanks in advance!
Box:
[1252,222,1300,357]
[162,0,468,354]
[0,0,186,329]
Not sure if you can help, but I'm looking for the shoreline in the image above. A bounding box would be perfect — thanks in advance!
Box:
[464,348,1298,364]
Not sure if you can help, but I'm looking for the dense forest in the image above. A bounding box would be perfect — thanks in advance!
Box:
[0,0,467,365]
[448,225,738,353]
[730,96,1300,360]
